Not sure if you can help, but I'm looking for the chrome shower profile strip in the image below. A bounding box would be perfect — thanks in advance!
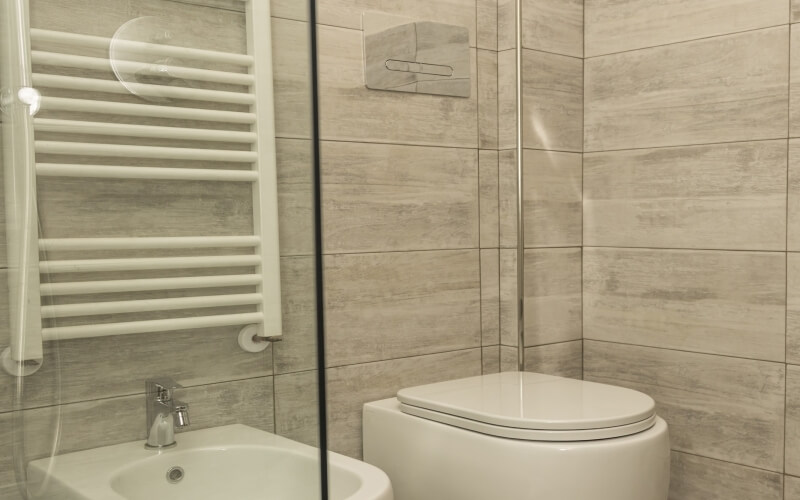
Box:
[515,0,525,372]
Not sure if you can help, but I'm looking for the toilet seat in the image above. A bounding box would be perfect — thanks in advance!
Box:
[397,372,657,442]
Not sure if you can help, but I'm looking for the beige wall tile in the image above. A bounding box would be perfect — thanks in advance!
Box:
[584,248,786,362]
[274,256,318,374]
[523,49,583,152]
[321,142,479,253]
[523,149,582,247]
[0,377,274,499]
[480,150,500,247]
[522,0,583,57]
[324,250,481,367]
[788,141,800,250]
[795,0,800,23]
[497,50,516,149]
[585,141,788,251]
[481,249,500,345]
[326,349,481,458]
[477,0,498,50]
[524,341,582,379]
[317,0,477,48]
[497,0,514,51]
[277,138,314,256]
[669,451,783,500]
[318,25,478,148]
[585,341,786,471]
[270,17,312,140]
[499,249,518,346]
[479,50,499,149]
[586,0,788,57]
[788,254,800,364]
[271,0,308,21]
[791,28,800,138]
[482,345,500,373]
[500,344,519,371]
[585,28,789,152]
[787,475,800,499]
[787,365,800,475]
[524,248,582,346]
[498,149,517,248]
[275,370,320,447]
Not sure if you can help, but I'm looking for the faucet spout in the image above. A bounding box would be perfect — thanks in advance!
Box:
[144,378,189,449]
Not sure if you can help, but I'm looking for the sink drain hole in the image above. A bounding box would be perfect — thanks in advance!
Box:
[166,466,185,484]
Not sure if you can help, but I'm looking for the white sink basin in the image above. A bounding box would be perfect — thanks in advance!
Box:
[27,424,393,500]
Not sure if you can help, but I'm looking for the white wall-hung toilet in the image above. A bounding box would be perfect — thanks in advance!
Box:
[363,372,670,500]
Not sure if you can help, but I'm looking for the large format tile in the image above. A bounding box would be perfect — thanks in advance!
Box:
[277,138,314,257]
[795,0,800,23]
[321,142,479,253]
[479,150,500,248]
[273,256,318,374]
[584,248,786,362]
[788,141,800,250]
[585,341,785,471]
[787,254,800,364]
[585,28,789,152]
[326,349,481,458]
[523,248,581,346]
[274,370,320,447]
[324,250,481,367]
[521,0,583,57]
[478,50,499,149]
[668,452,783,500]
[523,49,583,152]
[317,0,477,48]
[787,476,800,499]
[524,341,582,379]
[585,0,788,57]
[523,149,582,247]
[481,249,500,346]
[477,0,497,50]
[585,140,788,251]
[318,26,478,148]
[787,365,800,475]
[271,17,312,139]
[791,28,800,138]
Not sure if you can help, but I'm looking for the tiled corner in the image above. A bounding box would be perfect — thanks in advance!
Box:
[523,248,581,346]
[669,452,783,500]
[521,0,582,57]
[523,149,582,248]
[481,249,500,345]
[524,341,582,379]
[478,50,499,149]
[479,150,500,248]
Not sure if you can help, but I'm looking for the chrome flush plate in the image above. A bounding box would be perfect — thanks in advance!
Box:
[362,12,470,98]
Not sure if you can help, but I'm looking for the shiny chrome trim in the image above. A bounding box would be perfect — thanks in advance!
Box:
[515,0,525,372]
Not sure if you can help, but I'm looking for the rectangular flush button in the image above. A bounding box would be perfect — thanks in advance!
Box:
[385,59,454,77]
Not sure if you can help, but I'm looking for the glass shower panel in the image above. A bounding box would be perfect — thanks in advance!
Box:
[0,0,323,498]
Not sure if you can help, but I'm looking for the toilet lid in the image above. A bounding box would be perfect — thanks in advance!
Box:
[397,372,657,441]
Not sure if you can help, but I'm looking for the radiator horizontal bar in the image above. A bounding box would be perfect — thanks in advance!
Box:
[35,141,257,162]
[41,293,263,318]
[31,51,254,86]
[40,255,261,273]
[34,118,257,143]
[30,29,254,67]
[41,274,263,296]
[40,97,255,124]
[36,163,258,181]
[39,235,260,251]
[41,312,264,340]
[33,73,255,105]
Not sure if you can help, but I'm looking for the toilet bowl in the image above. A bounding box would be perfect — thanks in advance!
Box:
[363,371,670,500]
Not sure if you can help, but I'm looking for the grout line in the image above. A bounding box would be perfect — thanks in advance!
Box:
[322,247,482,257]
[585,137,791,155]
[583,245,789,254]
[585,338,787,365]
[325,346,483,371]
[671,449,785,477]
[785,19,792,489]
[584,23,790,60]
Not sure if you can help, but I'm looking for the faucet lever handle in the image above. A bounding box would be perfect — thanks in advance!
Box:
[146,377,183,402]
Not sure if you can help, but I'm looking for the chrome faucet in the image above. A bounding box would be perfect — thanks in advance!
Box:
[145,377,190,449]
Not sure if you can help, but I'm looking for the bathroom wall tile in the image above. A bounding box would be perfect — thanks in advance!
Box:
[788,141,800,249]
[523,248,582,346]
[668,452,783,500]
[584,248,786,362]
[498,149,518,248]
[498,249,518,346]
[271,0,308,21]
[497,50,516,149]
[521,0,583,57]
[523,149,582,247]
[585,140,788,251]
[0,323,273,413]
[481,249,500,346]
[275,370,320,447]
[272,17,312,140]
[786,365,800,475]
[786,475,800,499]
[585,0,788,57]
[789,255,800,364]
[477,0,498,50]
[321,142,479,253]
[482,345,500,374]
[522,49,583,152]
[326,349,482,458]
[273,256,318,374]
[524,341,582,379]
[478,50,499,149]
[479,150,500,248]
[497,0,514,51]
[794,0,800,23]
[324,250,481,367]
[0,377,274,499]
[499,345,519,371]
[585,28,789,152]
[317,0,477,48]
[318,26,478,148]
[277,138,314,257]
[584,341,786,471]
